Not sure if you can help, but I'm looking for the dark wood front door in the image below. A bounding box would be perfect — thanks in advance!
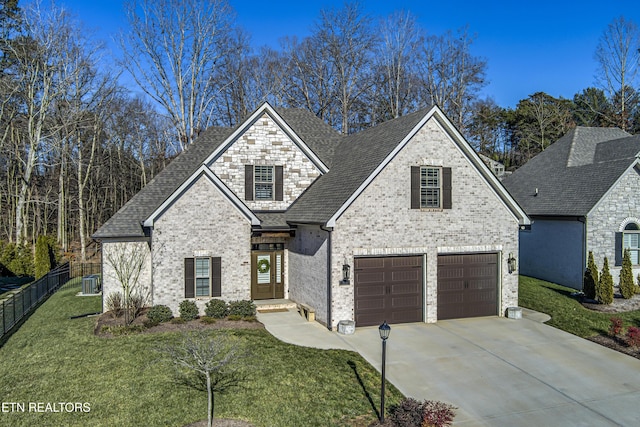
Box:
[437,253,498,320]
[354,256,423,327]
[251,251,284,300]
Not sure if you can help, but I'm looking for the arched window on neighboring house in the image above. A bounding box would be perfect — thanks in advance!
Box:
[623,222,640,265]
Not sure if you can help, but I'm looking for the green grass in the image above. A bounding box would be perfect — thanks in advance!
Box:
[519,276,640,337]
[0,282,402,427]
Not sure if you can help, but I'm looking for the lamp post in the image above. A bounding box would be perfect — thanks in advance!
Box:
[378,320,391,423]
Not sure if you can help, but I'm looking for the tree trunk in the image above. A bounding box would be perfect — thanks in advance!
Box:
[207,372,214,427]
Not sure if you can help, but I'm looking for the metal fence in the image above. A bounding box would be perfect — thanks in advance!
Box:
[0,262,101,341]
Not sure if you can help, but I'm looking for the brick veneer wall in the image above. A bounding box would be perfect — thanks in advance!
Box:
[151,176,252,316]
[330,119,520,328]
[101,240,152,312]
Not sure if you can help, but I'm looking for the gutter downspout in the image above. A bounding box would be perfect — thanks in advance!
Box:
[322,226,333,330]
[580,216,587,285]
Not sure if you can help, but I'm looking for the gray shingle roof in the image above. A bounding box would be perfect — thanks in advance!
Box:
[502,127,640,216]
[285,108,430,224]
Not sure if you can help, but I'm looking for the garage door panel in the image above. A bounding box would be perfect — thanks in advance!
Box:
[355,256,423,327]
[438,253,498,320]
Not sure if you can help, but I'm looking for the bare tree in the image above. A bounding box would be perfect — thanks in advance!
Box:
[595,16,640,130]
[374,11,422,120]
[104,241,149,325]
[418,27,487,131]
[156,331,249,427]
[120,0,236,150]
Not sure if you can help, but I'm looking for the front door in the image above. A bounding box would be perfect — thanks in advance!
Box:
[251,251,284,300]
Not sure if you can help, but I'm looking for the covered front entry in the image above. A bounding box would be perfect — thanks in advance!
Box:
[437,253,499,320]
[354,256,423,327]
[251,251,284,300]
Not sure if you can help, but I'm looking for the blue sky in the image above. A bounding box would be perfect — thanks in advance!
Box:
[59,0,640,108]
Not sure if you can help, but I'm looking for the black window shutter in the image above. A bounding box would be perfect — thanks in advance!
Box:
[442,167,452,209]
[244,165,253,201]
[212,257,222,297]
[615,232,623,266]
[184,258,195,298]
[275,166,283,201]
[411,166,420,209]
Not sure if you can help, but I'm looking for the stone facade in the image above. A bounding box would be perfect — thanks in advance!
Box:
[150,175,253,316]
[330,119,520,328]
[211,113,323,210]
[588,165,640,284]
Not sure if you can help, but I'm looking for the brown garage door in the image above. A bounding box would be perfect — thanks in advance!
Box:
[354,256,423,327]
[437,253,498,320]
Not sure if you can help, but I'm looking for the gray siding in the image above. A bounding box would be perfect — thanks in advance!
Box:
[519,218,585,289]
[287,225,329,325]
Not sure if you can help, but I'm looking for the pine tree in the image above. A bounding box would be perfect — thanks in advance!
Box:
[620,249,635,299]
[596,257,614,304]
[583,251,598,300]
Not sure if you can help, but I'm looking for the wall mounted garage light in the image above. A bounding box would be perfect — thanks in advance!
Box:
[340,263,351,285]
[508,253,517,274]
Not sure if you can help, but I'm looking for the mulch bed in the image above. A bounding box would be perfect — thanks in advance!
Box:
[579,287,640,360]
[94,308,264,338]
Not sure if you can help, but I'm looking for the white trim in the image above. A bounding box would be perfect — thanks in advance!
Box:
[143,165,261,227]
[588,160,640,218]
[325,106,530,227]
[619,217,640,232]
[203,102,329,173]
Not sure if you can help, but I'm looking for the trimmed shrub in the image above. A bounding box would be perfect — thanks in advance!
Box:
[422,400,457,427]
[147,305,173,323]
[583,251,598,300]
[228,300,256,318]
[596,257,614,305]
[626,326,640,348]
[170,317,186,324]
[179,300,199,321]
[390,397,423,427]
[205,299,228,318]
[200,316,217,324]
[620,249,636,299]
[106,292,124,318]
[609,317,624,337]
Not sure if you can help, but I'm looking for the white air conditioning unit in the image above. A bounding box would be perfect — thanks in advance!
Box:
[82,275,101,294]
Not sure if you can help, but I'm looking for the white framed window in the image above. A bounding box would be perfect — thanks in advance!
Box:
[420,166,441,208]
[624,222,640,265]
[195,257,211,297]
[254,165,274,200]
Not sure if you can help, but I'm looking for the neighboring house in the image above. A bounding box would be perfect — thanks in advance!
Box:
[478,153,510,179]
[93,102,529,329]
[502,127,640,290]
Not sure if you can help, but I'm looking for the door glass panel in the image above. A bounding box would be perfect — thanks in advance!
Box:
[276,254,282,284]
[257,254,271,284]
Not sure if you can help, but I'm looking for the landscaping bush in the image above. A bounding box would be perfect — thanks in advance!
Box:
[228,300,256,318]
[389,397,456,427]
[583,251,598,300]
[422,400,457,427]
[609,317,624,337]
[596,257,614,305]
[390,397,424,427]
[205,299,228,318]
[200,316,217,324]
[626,326,640,348]
[106,292,124,318]
[147,304,173,323]
[128,293,146,322]
[179,300,199,321]
[620,249,635,299]
[34,235,52,279]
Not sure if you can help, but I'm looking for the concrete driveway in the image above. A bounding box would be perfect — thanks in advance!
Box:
[257,310,640,426]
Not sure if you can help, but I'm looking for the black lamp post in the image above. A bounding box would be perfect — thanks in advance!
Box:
[378,320,391,423]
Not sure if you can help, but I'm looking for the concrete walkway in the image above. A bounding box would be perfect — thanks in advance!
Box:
[257,309,640,426]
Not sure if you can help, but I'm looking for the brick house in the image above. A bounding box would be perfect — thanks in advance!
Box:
[93,102,529,329]
[502,127,640,290]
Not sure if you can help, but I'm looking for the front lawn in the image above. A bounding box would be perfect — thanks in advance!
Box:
[0,283,401,426]
[519,276,640,337]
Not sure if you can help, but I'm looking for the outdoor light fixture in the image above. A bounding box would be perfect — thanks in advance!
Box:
[340,263,351,285]
[378,321,391,422]
[508,253,517,274]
